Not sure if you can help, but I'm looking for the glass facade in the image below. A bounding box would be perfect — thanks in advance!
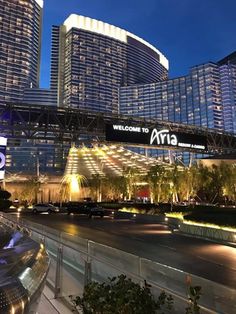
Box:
[1,5,235,173]
[120,62,225,131]
[0,0,43,103]
[23,87,56,106]
[51,15,168,113]
[119,56,236,162]
[220,63,236,133]
[5,139,68,176]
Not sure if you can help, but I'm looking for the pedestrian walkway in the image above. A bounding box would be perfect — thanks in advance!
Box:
[37,285,74,314]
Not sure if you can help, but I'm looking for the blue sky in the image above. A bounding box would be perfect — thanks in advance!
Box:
[40,0,236,87]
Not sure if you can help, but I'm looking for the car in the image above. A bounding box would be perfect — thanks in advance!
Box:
[32,203,59,214]
[66,202,105,218]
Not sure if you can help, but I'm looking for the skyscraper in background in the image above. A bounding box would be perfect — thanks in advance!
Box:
[0,0,43,103]
[0,4,235,177]
[119,53,236,135]
[50,14,169,113]
[218,52,236,134]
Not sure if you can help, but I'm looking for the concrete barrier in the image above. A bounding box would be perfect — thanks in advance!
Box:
[180,222,236,244]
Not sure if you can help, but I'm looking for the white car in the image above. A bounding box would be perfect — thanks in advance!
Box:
[32,203,59,214]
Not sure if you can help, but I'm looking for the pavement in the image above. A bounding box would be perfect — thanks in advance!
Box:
[37,285,75,314]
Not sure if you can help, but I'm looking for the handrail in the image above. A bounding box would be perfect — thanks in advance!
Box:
[1,213,233,314]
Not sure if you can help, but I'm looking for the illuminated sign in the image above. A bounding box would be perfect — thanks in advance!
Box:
[0,137,7,180]
[105,124,207,151]
[150,129,177,146]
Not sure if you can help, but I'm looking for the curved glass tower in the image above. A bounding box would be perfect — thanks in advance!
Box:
[0,0,43,103]
[51,14,169,113]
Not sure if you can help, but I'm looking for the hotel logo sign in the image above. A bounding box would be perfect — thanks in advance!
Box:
[105,124,207,151]
[150,129,177,146]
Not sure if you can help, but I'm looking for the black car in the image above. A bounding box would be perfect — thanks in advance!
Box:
[66,202,105,218]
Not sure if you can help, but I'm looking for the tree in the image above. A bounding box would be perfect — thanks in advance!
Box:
[89,174,103,202]
[147,165,166,203]
[218,163,236,203]
[102,176,127,201]
[178,165,202,202]
[123,167,140,200]
[21,176,41,204]
[196,163,212,202]
[166,164,181,203]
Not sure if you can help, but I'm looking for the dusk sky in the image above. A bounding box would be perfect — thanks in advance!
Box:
[40,0,236,87]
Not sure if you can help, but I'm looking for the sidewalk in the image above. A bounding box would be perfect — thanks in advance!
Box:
[37,285,74,314]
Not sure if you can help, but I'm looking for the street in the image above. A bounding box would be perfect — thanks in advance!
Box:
[17,212,236,289]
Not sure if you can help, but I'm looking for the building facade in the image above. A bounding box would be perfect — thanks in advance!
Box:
[120,53,236,134]
[1,4,235,176]
[0,0,43,103]
[218,52,236,133]
[50,14,168,113]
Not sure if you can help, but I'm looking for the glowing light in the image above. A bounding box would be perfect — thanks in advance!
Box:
[71,175,81,193]
[165,212,184,220]
[35,0,43,8]
[63,14,168,69]
[183,220,236,233]
[0,137,7,146]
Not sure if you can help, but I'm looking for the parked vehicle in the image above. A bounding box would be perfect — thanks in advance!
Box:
[32,203,59,214]
[66,202,105,218]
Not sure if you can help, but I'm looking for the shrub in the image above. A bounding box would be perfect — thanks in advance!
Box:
[0,189,11,200]
[70,275,203,314]
[186,286,202,314]
[70,275,173,314]
[0,199,12,210]
[0,189,12,210]
[184,213,236,228]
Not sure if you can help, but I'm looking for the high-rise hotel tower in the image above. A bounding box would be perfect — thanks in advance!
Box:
[50,14,169,113]
[120,51,236,134]
[0,0,43,103]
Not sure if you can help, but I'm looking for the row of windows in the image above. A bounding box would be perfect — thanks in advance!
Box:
[0,0,41,103]
[119,62,234,131]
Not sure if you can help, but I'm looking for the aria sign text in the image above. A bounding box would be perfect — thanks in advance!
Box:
[150,129,177,146]
[105,124,207,151]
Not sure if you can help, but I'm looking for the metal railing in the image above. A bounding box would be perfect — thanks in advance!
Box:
[1,213,235,314]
